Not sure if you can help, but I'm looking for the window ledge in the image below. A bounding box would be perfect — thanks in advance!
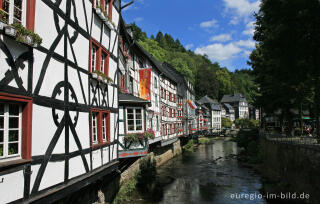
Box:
[0,159,31,172]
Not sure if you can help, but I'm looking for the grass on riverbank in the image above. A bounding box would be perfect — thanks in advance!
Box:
[183,139,195,152]
[113,175,137,204]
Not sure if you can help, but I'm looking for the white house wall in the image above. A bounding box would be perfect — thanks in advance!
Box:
[0,0,120,202]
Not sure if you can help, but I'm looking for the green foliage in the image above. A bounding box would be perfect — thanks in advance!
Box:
[131,23,147,41]
[137,39,167,62]
[0,9,7,23]
[234,118,259,129]
[183,139,195,152]
[131,24,258,100]
[222,117,233,128]
[92,70,113,83]
[249,0,319,125]
[136,156,157,193]
[0,145,3,156]
[113,176,137,204]
[198,137,212,144]
[124,133,141,143]
[235,129,262,164]
[11,23,42,46]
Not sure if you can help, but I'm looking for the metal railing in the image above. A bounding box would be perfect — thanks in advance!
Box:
[260,130,320,149]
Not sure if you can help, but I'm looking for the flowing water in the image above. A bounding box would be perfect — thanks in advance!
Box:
[126,139,267,204]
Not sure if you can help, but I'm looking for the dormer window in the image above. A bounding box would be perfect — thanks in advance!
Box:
[0,0,35,31]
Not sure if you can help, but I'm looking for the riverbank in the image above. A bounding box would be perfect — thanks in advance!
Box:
[114,138,267,204]
[113,140,182,204]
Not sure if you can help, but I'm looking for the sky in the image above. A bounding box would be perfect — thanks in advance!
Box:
[121,0,260,72]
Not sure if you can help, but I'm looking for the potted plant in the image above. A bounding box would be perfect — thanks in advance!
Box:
[105,16,115,30]
[144,129,155,140]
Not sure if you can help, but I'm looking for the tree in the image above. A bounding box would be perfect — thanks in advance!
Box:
[249,0,320,135]
[216,68,233,100]
[222,117,233,128]
[131,23,147,41]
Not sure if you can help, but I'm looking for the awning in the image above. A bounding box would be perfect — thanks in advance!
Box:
[119,93,151,104]
[187,100,197,109]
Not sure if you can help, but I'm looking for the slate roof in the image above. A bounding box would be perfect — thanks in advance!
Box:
[198,95,217,104]
[221,93,247,103]
[198,95,221,111]
[119,93,150,104]
[223,103,234,111]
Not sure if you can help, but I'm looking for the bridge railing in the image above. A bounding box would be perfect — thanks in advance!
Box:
[260,130,320,149]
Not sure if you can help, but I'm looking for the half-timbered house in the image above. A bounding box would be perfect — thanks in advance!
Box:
[0,0,120,203]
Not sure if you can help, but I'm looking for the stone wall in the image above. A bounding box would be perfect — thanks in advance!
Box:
[120,140,182,183]
[260,137,320,204]
[54,140,183,204]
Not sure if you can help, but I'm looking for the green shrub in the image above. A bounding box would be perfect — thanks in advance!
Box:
[136,156,157,193]
[222,117,233,128]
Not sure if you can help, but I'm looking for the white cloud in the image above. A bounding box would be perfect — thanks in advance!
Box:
[242,21,255,36]
[194,38,255,62]
[223,0,260,23]
[210,34,232,42]
[195,43,242,61]
[185,44,194,50]
[235,39,255,48]
[134,17,143,22]
[200,19,219,28]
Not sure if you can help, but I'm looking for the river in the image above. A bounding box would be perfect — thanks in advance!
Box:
[125,138,267,204]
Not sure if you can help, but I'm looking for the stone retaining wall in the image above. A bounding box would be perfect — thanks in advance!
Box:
[120,140,182,183]
[260,136,320,204]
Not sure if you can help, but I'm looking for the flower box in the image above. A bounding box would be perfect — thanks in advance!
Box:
[98,12,106,21]
[105,20,113,30]
[0,21,5,30]
[5,25,16,37]
[24,35,33,45]
[92,73,98,79]
[95,8,102,15]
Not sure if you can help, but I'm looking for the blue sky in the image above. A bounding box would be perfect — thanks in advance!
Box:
[121,0,260,72]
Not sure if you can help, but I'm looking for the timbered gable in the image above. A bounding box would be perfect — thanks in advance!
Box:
[0,0,120,203]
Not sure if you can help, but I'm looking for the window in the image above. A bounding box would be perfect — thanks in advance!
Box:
[90,39,110,75]
[90,109,110,146]
[0,94,32,161]
[156,116,159,131]
[129,77,134,94]
[0,0,35,31]
[127,108,143,132]
[91,44,98,73]
[154,76,158,89]
[94,0,113,19]
[154,94,158,107]
[0,103,21,159]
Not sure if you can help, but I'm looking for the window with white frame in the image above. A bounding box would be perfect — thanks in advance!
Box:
[155,94,158,107]
[127,108,143,132]
[101,52,106,73]
[1,0,26,25]
[0,103,22,159]
[91,44,98,73]
[154,76,158,89]
[102,112,108,142]
[91,110,110,146]
[91,112,98,144]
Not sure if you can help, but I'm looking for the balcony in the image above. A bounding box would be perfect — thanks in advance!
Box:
[118,130,155,158]
[118,134,148,158]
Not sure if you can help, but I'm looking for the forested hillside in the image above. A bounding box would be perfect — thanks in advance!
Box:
[131,23,258,103]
